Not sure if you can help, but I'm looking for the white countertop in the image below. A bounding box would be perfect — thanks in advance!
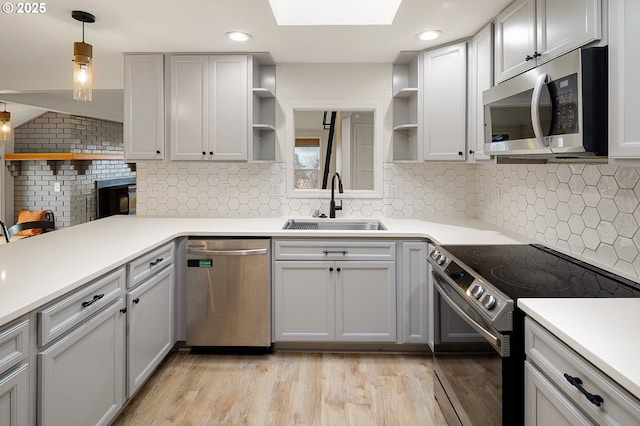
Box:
[4,215,640,402]
[0,215,528,327]
[518,298,640,400]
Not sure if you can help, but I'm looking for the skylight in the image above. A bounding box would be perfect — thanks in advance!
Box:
[268,0,403,26]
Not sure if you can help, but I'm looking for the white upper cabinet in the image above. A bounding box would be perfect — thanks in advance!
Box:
[467,23,494,162]
[169,55,248,161]
[423,42,467,161]
[495,0,601,83]
[536,0,601,64]
[124,54,165,160]
[494,0,537,83]
[609,0,640,158]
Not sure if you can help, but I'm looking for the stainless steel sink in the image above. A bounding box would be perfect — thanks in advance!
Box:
[282,219,387,231]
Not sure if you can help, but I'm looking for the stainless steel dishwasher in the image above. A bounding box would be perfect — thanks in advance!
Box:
[186,238,271,351]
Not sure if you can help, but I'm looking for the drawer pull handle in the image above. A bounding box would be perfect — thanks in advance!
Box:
[150,258,164,267]
[81,293,105,308]
[322,250,348,256]
[133,298,140,304]
[564,373,604,407]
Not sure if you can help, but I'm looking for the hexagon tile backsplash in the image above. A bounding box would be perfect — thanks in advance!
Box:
[136,161,477,219]
[137,160,640,279]
[477,163,640,279]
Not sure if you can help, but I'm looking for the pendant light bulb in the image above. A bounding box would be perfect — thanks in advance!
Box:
[71,11,95,102]
[0,103,11,141]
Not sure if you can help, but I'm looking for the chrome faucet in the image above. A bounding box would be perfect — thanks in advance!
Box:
[329,172,343,218]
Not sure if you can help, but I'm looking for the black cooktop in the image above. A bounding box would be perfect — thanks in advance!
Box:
[441,244,640,299]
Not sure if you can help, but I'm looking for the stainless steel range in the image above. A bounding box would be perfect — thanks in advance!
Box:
[428,243,640,426]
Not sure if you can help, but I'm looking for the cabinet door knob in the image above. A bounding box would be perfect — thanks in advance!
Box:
[329,267,334,272]
[202,151,206,156]
[156,150,161,155]
[120,308,127,314]
[336,267,341,272]
[469,150,475,154]
[209,151,214,156]
[458,151,463,156]
[533,51,541,58]
[133,297,140,304]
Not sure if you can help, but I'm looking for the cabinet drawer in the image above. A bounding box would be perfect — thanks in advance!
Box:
[525,318,640,425]
[128,242,174,288]
[38,268,125,347]
[274,240,396,261]
[0,319,29,377]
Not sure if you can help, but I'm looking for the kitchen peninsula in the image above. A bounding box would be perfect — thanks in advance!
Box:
[1,215,640,425]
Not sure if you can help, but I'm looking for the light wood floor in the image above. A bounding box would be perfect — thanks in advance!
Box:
[113,351,448,425]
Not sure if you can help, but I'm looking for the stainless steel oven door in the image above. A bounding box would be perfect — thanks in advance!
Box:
[432,270,508,426]
[432,271,510,357]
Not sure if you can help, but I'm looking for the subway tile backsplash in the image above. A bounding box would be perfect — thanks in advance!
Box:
[137,160,640,279]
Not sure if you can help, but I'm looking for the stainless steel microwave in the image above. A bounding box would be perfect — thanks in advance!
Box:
[483,47,608,158]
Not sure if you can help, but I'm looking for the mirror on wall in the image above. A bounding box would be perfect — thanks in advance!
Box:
[293,110,374,191]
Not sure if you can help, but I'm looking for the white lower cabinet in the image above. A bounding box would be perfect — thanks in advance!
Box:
[401,242,429,344]
[335,261,396,342]
[525,361,595,425]
[525,318,640,425]
[273,240,396,343]
[274,260,396,342]
[0,364,29,426]
[127,265,174,397]
[274,261,334,341]
[38,300,125,426]
[0,317,30,426]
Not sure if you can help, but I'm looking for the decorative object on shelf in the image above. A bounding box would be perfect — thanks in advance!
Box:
[0,102,11,141]
[71,10,95,102]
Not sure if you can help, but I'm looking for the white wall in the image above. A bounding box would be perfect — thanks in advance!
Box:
[275,63,393,163]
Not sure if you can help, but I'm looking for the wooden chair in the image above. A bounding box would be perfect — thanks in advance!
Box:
[2,210,56,243]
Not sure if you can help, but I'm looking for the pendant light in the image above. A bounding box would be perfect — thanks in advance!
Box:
[72,10,95,102]
[0,103,11,141]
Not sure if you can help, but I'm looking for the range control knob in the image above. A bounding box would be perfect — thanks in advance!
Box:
[430,250,440,260]
[481,294,497,310]
[470,284,485,299]
[435,254,447,265]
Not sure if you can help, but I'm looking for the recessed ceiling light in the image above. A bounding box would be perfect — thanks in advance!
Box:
[226,32,252,42]
[416,30,442,41]
[269,0,402,26]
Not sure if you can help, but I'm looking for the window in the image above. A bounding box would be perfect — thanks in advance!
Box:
[294,138,320,189]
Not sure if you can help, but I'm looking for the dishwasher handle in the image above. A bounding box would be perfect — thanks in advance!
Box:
[187,248,267,256]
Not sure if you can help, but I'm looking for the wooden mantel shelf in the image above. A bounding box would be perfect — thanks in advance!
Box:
[5,153,124,161]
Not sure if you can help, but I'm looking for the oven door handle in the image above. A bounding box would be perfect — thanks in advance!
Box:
[433,277,507,356]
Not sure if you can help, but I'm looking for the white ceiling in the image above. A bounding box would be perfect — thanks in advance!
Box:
[0,0,511,122]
